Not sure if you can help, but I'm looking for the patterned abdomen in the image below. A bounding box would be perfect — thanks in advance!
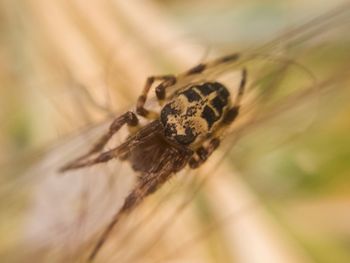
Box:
[160,82,230,146]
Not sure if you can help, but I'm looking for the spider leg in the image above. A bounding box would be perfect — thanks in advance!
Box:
[180,53,241,77]
[234,68,247,106]
[59,111,138,172]
[189,138,220,169]
[137,53,241,119]
[222,68,247,125]
[155,53,241,107]
[60,146,122,171]
[136,75,176,119]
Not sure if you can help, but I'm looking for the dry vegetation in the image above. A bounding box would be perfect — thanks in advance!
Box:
[1,1,350,263]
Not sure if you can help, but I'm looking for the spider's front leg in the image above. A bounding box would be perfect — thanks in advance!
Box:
[60,145,125,171]
[59,111,138,172]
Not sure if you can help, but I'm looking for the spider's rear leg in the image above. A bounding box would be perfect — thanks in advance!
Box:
[220,66,247,122]
[234,68,247,106]
[188,107,239,170]
[154,53,241,107]
[189,138,221,169]
[136,75,176,119]
[220,68,247,124]
[180,53,241,78]
[60,111,138,172]
[136,53,241,120]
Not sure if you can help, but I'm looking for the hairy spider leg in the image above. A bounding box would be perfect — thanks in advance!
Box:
[222,67,247,126]
[61,145,126,171]
[234,68,247,106]
[136,53,241,120]
[189,138,221,168]
[87,145,191,262]
[136,75,176,119]
[59,111,138,172]
[179,53,241,77]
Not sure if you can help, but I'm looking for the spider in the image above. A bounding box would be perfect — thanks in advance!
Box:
[60,53,247,262]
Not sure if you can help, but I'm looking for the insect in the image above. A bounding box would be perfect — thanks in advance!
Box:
[59,53,247,262]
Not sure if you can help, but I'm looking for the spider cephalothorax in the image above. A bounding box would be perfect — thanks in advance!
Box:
[60,53,247,262]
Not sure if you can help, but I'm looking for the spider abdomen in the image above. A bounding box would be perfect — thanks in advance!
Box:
[160,82,230,146]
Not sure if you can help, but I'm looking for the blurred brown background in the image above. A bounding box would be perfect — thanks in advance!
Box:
[1,1,350,263]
